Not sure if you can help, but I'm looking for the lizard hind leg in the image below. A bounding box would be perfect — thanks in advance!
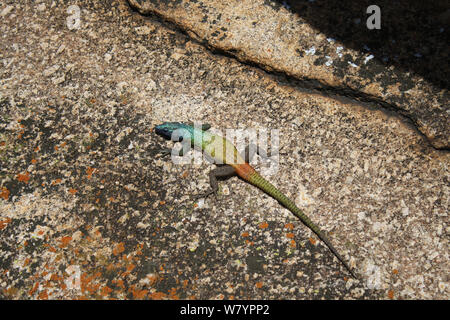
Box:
[195,165,236,200]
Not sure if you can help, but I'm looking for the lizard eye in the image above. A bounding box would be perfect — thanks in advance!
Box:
[155,127,170,139]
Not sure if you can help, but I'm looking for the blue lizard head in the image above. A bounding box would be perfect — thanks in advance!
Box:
[154,122,192,141]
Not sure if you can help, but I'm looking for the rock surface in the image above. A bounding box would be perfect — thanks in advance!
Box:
[0,0,448,300]
[128,0,449,149]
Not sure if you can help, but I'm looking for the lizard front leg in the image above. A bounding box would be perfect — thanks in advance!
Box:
[196,165,236,200]
[157,147,185,157]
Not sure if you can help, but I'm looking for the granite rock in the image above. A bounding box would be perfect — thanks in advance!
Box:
[128,0,449,149]
[0,0,448,300]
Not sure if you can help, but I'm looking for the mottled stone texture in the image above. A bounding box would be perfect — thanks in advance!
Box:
[0,0,448,300]
[128,0,449,149]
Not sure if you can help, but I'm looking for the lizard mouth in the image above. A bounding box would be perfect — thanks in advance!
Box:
[154,122,186,141]
[154,125,172,140]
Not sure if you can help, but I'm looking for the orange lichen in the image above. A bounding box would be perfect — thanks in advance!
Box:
[290,239,296,247]
[112,279,125,289]
[52,178,62,185]
[50,274,61,282]
[309,237,316,245]
[23,258,31,267]
[38,290,48,300]
[149,291,167,300]
[286,232,294,239]
[86,167,96,179]
[388,290,394,299]
[122,254,132,262]
[16,171,30,183]
[259,222,269,229]
[168,287,179,300]
[255,282,263,289]
[29,282,39,296]
[284,223,294,230]
[80,272,101,295]
[59,236,72,248]
[4,287,18,297]
[393,269,399,275]
[241,231,249,238]
[0,218,12,230]
[68,188,77,195]
[0,187,10,200]
[135,244,143,255]
[101,286,113,297]
[31,159,37,164]
[113,242,125,256]
[126,264,136,272]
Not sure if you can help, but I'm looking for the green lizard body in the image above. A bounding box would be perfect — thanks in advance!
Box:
[155,122,357,278]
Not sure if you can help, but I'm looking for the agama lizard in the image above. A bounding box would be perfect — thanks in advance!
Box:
[155,122,357,278]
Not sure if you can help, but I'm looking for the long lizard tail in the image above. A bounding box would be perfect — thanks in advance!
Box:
[242,168,357,278]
